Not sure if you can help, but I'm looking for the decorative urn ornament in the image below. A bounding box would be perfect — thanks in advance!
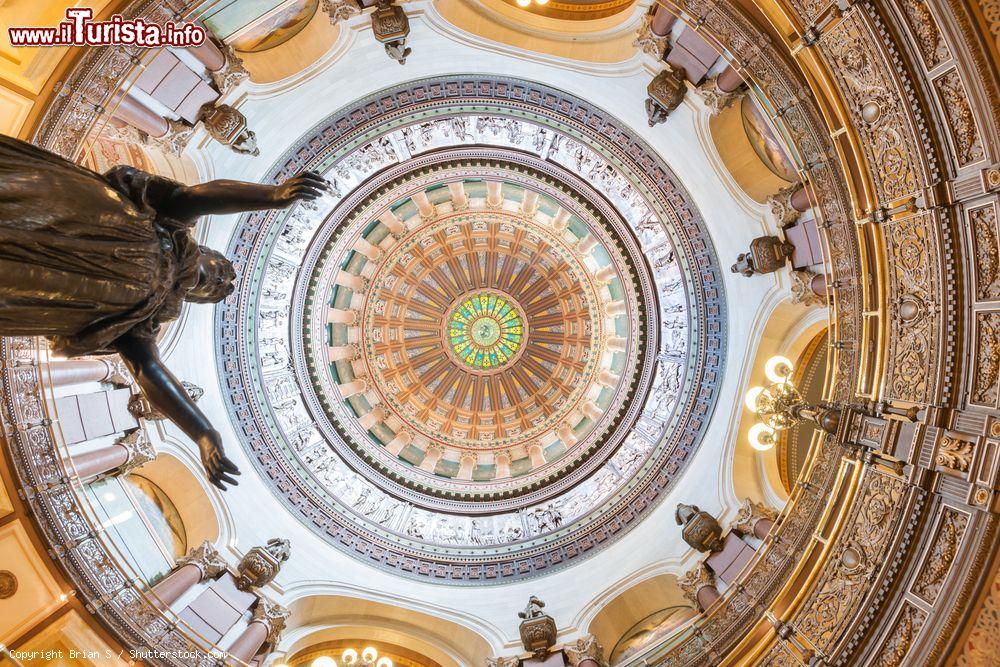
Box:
[236,538,291,591]
[517,595,557,658]
[645,66,687,126]
[731,235,794,276]
[675,503,725,552]
[371,0,411,64]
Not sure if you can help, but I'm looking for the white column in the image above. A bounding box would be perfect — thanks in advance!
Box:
[605,300,626,316]
[412,191,436,218]
[582,401,602,420]
[329,345,358,361]
[353,238,382,261]
[520,190,539,215]
[419,446,444,472]
[335,271,366,291]
[457,453,477,480]
[328,308,358,325]
[557,422,578,447]
[527,443,546,468]
[448,182,468,209]
[358,406,386,430]
[486,181,503,207]
[578,234,598,254]
[386,431,412,456]
[551,208,570,231]
[379,210,406,235]
[339,378,368,398]
[598,370,619,387]
[494,451,512,478]
[607,337,627,352]
[594,266,616,283]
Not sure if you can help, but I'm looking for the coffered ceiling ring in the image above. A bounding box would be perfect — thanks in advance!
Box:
[297,156,652,509]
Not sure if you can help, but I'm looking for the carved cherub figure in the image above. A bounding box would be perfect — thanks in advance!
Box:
[518,595,547,620]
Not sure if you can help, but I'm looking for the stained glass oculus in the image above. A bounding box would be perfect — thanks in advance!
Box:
[448,292,525,370]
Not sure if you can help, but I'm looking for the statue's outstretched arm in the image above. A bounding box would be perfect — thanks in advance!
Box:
[113,333,240,491]
[160,170,328,221]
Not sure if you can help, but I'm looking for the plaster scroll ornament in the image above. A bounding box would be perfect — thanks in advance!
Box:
[767,185,803,226]
[790,269,826,307]
[323,0,362,24]
[633,12,669,59]
[732,498,779,537]
[677,564,718,608]
[0,134,330,491]
[486,657,520,667]
[116,428,158,476]
[176,540,229,580]
[210,40,250,96]
[564,634,609,667]
[696,75,746,116]
[252,596,292,644]
[936,435,974,473]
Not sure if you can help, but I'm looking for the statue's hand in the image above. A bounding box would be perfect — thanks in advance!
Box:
[197,430,241,491]
[270,170,329,208]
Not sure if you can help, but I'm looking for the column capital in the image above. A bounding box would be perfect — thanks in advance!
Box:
[210,40,249,95]
[677,564,717,607]
[252,596,291,645]
[564,634,609,667]
[116,428,157,475]
[176,540,228,581]
[486,657,520,667]
[323,0,362,24]
[633,12,670,59]
[732,498,778,537]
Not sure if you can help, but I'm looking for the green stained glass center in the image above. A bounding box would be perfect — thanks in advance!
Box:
[448,292,525,370]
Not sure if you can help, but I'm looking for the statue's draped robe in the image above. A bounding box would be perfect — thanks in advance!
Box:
[0,136,201,356]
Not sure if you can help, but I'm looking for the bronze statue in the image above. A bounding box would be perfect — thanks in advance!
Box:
[0,135,328,490]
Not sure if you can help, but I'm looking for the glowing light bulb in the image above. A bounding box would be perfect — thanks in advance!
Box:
[341,649,358,665]
[744,386,764,412]
[362,647,378,663]
[536,0,550,4]
[377,659,393,667]
[516,0,531,6]
[311,657,337,667]
[764,355,794,382]
[749,423,777,451]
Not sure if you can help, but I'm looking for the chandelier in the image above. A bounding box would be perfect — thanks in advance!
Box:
[743,355,840,451]
[309,647,393,667]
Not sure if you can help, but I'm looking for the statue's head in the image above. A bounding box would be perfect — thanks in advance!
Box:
[187,246,236,303]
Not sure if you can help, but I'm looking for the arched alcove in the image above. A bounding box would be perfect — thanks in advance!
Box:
[433,0,641,63]
[280,595,494,667]
[709,96,797,203]
[586,574,694,665]
[129,451,221,548]
[236,8,341,84]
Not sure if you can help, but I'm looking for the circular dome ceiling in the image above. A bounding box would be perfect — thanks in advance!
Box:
[218,76,725,583]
